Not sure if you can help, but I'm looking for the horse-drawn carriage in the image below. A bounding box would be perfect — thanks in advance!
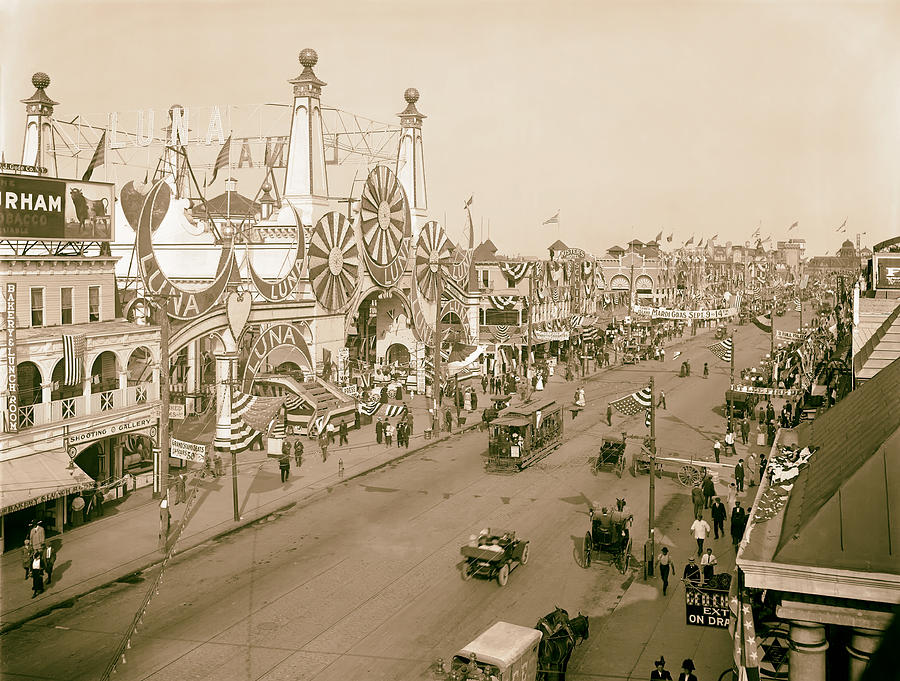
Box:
[583,504,633,573]
[460,529,530,586]
[593,436,626,477]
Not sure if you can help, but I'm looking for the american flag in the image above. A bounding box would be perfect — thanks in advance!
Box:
[731,582,761,681]
[62,334,86,386]
[542,211,560,226]
[610,386,652,416]
[207,134,232,186]
[644,410,651,429]
[81,131,106,182]
[214,389,285,454]
[793,298,802,312]
[708,338,733,362]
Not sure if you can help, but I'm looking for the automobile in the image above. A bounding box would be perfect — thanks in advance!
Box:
[460,529,530,586]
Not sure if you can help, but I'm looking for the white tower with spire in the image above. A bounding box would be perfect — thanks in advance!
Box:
[395,88,428,241]
[20,72,58,177]
[282,48,330,226]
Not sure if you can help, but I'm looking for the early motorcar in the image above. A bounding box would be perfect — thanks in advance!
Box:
[460,529,530,586]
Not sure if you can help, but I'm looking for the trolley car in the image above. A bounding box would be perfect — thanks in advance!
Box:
[486,397,564,472]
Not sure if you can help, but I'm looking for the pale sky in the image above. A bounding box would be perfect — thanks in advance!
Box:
[2,0,899,257]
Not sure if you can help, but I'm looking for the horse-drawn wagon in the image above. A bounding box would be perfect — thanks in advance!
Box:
[583,504,633,573]
[460,530,530,586]
[593,436,626,477]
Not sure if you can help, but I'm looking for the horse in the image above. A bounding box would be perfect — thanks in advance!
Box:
[538,627,576,681]
[569,613,589,644]
[536,606,570,636]
[616,497,626,512]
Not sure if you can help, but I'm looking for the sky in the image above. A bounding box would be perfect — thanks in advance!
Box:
[2,0,900,258]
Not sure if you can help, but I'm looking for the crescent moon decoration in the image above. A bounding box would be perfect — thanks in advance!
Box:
[308,211,360,311]
[247,200,307,302]
[410,282,435,346]
[137,181,237,320]
[359,165,411,288]
[415,221,453,302]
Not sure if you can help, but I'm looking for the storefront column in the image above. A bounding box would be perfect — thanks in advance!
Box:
[789,620,828,681]
[82,374,92,414]
[214,352,239,522]
[847,627,881,681]
[118,370,128,391]
[41,380,53,404]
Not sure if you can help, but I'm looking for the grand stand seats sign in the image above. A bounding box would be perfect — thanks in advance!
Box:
[0,172,114,241]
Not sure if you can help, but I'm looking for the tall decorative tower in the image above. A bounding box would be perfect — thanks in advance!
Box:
[283,48,330,225]
[396,88,428,241]
[20,72,58,176]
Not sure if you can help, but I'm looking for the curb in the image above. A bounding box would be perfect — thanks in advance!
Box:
[0,420,484,634]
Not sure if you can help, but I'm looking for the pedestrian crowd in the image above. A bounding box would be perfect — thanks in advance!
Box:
[22,520,57,599]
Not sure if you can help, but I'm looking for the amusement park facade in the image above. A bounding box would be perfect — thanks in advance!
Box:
[0,51,777,550]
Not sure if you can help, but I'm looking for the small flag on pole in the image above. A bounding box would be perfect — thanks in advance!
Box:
[751,226,760,239]
[666,233,673,243]
[207,134,232,186]
[610,386,652,416]
[707,337,733,362]
[81,131,106,182]
[63,333,86,386]
[655,231,663,243]
[464,195,474,209]
[542,211,560,226]
[836,218,847,233]
[685,235,694,246]
[789,221,798,231]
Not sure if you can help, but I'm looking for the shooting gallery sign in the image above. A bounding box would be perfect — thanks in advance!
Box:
[632,303,738,320]
[0,173,114,241]
[685,585,730,629]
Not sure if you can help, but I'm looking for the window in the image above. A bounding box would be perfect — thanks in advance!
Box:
[89,286,100,322]
[506,276,516,288]
[484,309,520,325]
[481,270,490,288]
[30,288,43,327]
[61,287,73,325]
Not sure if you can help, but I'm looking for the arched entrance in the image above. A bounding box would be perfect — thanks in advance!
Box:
[90,351,120,394]
[16,361,42,406]
[386,343,411,366]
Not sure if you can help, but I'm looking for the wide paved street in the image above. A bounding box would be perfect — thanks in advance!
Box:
[2,321,776,681]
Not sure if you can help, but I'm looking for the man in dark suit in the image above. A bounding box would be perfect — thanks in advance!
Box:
[710,497,727,539]
[731,501,748,550]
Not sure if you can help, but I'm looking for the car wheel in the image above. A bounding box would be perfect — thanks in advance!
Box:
[497,564,509,586]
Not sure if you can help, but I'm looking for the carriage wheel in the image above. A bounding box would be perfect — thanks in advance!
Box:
[583,532,592,568]
[521,543,530,566]
[497,564,510,586]
[461,564,472,581]
[678,465,702,487]
[620,537,633,573]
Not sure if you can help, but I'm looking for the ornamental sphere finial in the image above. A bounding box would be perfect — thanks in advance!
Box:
[32,72,50,90]
[404,88,420,105]
[299,48,318,69]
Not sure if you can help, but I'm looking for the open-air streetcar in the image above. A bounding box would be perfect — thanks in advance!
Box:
[486,397,564,472]
[583,505,633,573]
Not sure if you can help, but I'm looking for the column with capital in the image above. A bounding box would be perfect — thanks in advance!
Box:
[789,620,828,681]
[847,627,881,681]
[214,351,240,521]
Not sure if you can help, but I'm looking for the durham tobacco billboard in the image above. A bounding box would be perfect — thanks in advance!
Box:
[0,172,114,241]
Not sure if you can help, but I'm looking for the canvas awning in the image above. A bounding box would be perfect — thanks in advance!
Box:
[0,449,94,516]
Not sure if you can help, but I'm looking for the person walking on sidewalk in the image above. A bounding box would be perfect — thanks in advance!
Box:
[31,550,45,598]
[724,429,736,455]
[338,458,344,479]
[279,450,291,483]
[701,547,717,584]
[22,539,33,579]
[702,473,715,508]
[731,501,748,550]
[375,417,384,445]
[703,362,708,378]
[294,439,304,468]
[678,659,698,681]
[606,404,613,427]
[690,484,704,519]
[339,420,348,446]
[94,485,105,516]
[740,416,750,445]
[657,547,673,596]
[29,519,45,549]
[711,497,727,539]
[713,439,721,463]
[320,434,329,462]
[657,390,666,410]
[652,656,673,680]
[384,422,393,447]
[734,459,745,492]
[281,438,292,472]
[690,515,711,556]
[44,543,56,584]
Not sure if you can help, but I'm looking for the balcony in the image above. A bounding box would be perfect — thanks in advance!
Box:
[16,382,159,430]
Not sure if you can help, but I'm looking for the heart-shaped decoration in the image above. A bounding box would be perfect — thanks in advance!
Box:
[121,180,167,232]
[226,292,252,341]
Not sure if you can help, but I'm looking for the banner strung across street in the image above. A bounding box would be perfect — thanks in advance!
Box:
[0,173,114,241]
[533,329,569,342]
[170,438,208,462]
[632,304,738,320]
[729,384,800,397]
[775,329,804,341]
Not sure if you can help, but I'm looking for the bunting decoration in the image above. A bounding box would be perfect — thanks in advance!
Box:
[570,315,584,328]
[582,260,593,278]
[491,325,511,343]
[499,262,530,283]
[551,287,560,303]
[751,314,772,334]
[488,295,517,310]
[708,338,733,362]
[63,333,87,386]
[610,386,652,416]
[215,390,285,454]
[549,261,564,283]
[533,260,545,282]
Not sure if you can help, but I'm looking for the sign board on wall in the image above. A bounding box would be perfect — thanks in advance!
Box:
[5,283,16,433]
[67,416,156,446]
[875,256,900,290]
[0,173,114,241]
[169,403,186,420]
[684,586,730,629]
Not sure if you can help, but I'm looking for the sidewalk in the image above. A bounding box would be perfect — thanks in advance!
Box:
[0,362,597,632]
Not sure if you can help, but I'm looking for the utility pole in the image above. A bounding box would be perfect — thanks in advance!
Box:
[148,296,172,502]
[728,333,735,424]
[648,375,657,578]
[433,276,442,432]
[526,266,533,399]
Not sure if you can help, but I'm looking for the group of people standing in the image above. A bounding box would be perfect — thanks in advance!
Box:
[22,520,56,599]
[375,415,413,448]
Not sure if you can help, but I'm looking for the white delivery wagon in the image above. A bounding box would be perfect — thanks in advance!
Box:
[448,621,542,681]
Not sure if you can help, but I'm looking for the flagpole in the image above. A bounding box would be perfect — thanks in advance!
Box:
[526,266,533,399]
[728,333,735,424]
[433,275,443,431]
[648,375,657,578]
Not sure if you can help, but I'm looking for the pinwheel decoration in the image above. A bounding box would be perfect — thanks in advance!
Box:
[308,211,359,311]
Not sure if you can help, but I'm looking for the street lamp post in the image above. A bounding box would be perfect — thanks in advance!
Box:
[146,295,172,502]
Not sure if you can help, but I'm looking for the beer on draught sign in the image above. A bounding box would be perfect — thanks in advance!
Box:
[684,585,731,629]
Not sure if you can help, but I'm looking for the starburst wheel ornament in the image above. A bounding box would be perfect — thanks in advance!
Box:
[308,211,359,311]
[359,165,411,287]
[415,221,453,302]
